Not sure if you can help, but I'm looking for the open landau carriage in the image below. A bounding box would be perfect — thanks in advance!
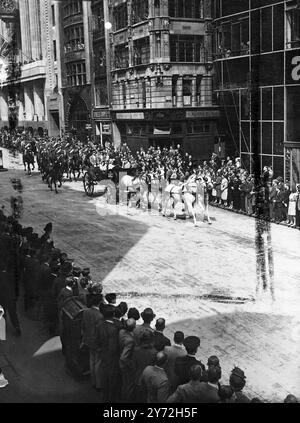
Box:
[83,164,136,200]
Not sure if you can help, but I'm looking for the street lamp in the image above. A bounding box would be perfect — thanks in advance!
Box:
[104,21,112,31]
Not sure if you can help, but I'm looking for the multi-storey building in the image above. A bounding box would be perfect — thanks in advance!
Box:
[59,0,93,139]
[90,0,112,146]
[0,0,62,136]
[212,0,300,188]
[108,0,219,159]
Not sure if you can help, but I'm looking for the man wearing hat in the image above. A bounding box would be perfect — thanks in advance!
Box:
[52,261,73,300]
[229,367,250,403]
[134,308,156,345]
[174,336,205,387]
[105,293,117,306]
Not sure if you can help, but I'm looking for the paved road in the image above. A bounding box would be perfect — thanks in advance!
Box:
[0,148,299,402]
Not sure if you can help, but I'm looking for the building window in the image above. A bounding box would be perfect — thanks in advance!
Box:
[286,4,300,48]
[172,75,178,106]
[182,76,192,106]
[170,35,205,62]
[63,0,83,18]
[95,80,108,106]
[133,37,150,65]
[187,122,210,134]
[114,44,129,69]
[53,40,57,61]
[132,0,149,24]
[51,4,55,26]
[218,16,249,57]
[92,2,105,39]
[122,81,127,108]
[64,24,85,53]
[113,3,128,31]
[168,0,204,19]
[66,61,86,86]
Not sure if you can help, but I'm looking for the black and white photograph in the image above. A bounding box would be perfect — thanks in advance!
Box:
[0,0,299,407]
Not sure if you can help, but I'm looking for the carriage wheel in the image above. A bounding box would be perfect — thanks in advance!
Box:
[83,172,95,197]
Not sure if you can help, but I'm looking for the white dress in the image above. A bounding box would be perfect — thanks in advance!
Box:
[288,193,297,217]
[221,178,228,201]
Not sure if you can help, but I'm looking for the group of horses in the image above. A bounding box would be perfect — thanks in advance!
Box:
[22,147,84,193]
[21,147,213,226]
[119,173,213,226]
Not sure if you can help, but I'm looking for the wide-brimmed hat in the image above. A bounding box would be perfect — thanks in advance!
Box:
[141,308,156,320]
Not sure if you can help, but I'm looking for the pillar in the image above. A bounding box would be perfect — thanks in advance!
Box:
[33,83,45,120]
[192,76,197,107]
[28,0,42,61]
[0,92,8,121]
[24,85,34,121]
[19,0,32,61]
[177,76,183,108]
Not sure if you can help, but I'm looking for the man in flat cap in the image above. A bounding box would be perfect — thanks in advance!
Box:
[174,336,205,387]
[229,367,250,403]
[134,307,156,345]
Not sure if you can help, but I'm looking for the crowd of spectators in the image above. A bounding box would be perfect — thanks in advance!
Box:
[0,208,299,403]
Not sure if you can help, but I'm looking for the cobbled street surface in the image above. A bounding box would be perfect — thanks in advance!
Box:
[0,148,300,402]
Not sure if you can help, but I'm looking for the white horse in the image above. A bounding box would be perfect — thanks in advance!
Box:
[162,175,213,226]
[162,178,198,224]
[119,174,148,208]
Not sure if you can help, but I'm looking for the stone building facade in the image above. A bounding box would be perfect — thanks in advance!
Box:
[108,0,219,159]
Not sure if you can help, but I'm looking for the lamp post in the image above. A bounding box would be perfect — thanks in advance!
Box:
[103,0,113,146]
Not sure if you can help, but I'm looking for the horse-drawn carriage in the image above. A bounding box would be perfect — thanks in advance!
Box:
[82,165,137,199]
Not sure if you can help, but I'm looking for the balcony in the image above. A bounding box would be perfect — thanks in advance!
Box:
[0,0,18,21]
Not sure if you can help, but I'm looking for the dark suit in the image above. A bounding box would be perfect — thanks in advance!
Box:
[130,344,157,402]
[153,330,171,351]
[119,328,135,402]
[81,307,104,388]
[95,320,121,402]
[133,323,154,345]
[140,365,170,403]
[196,382,220,403]
[167,380,206,403]
[174,355,205,387]
[164,345,187,393]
